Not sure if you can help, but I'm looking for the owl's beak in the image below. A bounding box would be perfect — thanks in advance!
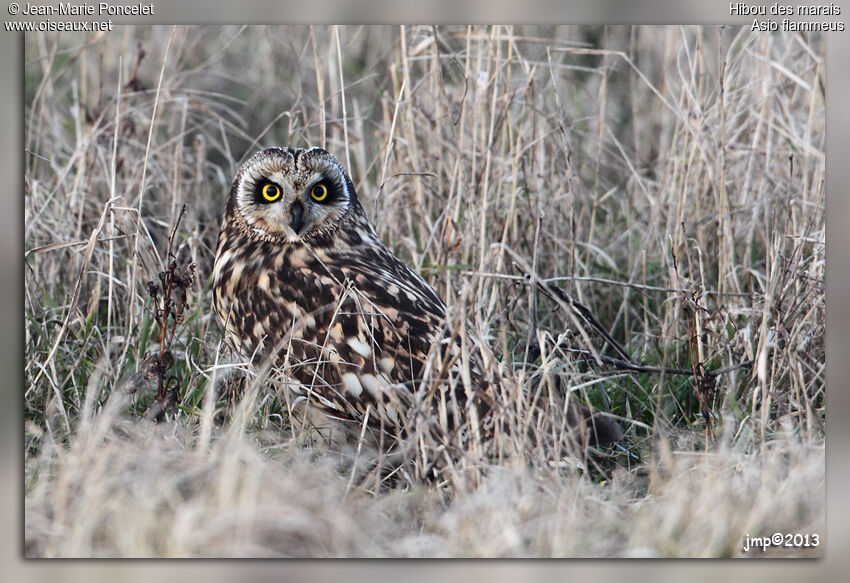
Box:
[290,202,304,235]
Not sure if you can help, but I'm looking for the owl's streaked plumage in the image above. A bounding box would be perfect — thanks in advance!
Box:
[213,147,620,467]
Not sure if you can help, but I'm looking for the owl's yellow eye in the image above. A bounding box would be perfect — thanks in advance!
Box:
[310,183,328,202]
[261,183,281,202]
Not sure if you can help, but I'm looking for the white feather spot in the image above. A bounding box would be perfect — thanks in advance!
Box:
[379,357,395,374]
[347,338,372,358]
[359,374,380,398]
[341,373,362,398]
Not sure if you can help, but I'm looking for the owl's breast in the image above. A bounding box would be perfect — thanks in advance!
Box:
[212,221,457,428]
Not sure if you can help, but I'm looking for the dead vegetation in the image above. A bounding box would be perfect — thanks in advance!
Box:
[24,25,824,557]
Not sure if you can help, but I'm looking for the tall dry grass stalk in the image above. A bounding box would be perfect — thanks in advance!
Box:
[24,25,824,557]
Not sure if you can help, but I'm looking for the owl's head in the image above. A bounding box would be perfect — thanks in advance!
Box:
[226,147,358,244]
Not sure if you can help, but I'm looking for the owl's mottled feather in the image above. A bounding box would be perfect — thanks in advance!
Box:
[213,147,621,464]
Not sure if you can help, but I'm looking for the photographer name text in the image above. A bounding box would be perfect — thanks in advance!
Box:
[16,2,153,16]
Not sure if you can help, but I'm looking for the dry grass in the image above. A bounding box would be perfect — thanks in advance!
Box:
[24,25,824,557]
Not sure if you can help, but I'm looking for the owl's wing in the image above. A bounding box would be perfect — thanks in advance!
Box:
[323,244,506,438]
[223,242,462,437]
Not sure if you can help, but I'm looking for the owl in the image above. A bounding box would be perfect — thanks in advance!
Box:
[212,147,620,475]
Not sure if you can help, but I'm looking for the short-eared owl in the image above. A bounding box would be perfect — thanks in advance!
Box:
[213,147,620,464]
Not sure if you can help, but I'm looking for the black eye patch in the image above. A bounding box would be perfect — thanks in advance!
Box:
[306,175,343,205]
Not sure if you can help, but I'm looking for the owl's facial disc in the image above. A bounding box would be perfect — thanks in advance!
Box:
[233,148,353,244]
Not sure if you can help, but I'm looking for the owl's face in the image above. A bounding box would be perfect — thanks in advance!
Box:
[228,147,355,244]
